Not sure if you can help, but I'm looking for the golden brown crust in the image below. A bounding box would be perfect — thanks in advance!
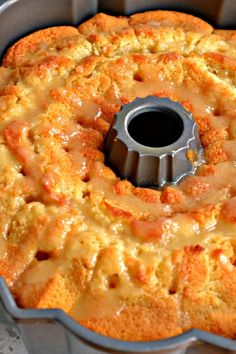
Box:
[0,10,236,342]
[78,13,129,35]
[3,26,92,68]
[79,293,182,341]
[129,10,213,35]
[214,30,236,43]
[78,11,213,58]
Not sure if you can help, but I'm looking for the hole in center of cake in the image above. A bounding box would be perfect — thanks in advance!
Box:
[128,109,183,148]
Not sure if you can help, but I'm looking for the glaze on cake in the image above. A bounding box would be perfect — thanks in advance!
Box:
[0,11,236,341]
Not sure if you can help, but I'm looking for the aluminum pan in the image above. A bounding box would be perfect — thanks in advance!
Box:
[0,0,98,59]
[99,0,236,27]
[0,0,236,353]
[1,277,236,354]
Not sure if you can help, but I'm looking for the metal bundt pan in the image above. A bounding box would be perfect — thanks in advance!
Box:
[0,1,236,353]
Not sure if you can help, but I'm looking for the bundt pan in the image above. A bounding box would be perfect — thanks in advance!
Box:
[0,0,236,353]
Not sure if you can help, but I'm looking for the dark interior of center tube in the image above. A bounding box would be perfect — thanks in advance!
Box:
[128,108,184,148]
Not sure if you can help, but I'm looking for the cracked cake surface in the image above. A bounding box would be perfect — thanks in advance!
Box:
[0,10,236,341]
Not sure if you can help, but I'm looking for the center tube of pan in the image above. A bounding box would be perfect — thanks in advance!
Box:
[127,109,184,148]
[105,97,203,187]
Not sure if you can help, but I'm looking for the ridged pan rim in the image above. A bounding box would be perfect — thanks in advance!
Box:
[0,0,20,13]
[0,277,236,352]
[0,0,236,352]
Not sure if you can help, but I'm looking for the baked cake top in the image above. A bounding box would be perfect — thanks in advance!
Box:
[0,10,236,341]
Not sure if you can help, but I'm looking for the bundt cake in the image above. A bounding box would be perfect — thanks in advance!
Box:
[0,10,236,341]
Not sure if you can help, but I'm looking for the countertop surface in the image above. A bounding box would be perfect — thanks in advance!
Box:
[0,324,28,354]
